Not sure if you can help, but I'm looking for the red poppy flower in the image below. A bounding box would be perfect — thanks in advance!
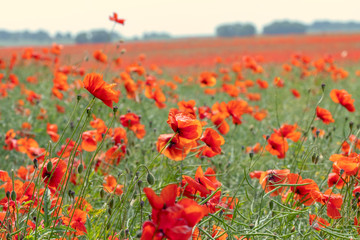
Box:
[265,133,288,159]
[103,175,123,195]
[156,134,194,161]
[167,109,202,143]
[109,12,125,25]
[47,123,59,142]
[41,158,67,189]
[61,209,87,235]
[316,106,334,124]
[141,184,208,240]
[309,214,330,231]
[330,89,355,112]
[83,73,119,108]
[200,128,225,154]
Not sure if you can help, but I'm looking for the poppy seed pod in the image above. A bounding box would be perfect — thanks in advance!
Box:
[77,95,82,101]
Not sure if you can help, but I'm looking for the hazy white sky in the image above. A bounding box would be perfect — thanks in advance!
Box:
[1,0,360,37]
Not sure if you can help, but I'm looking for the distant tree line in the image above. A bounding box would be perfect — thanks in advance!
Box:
[216,20,360,37]
[0,29,173,45]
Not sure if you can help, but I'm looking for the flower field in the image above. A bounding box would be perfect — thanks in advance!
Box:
[1,32,360,239]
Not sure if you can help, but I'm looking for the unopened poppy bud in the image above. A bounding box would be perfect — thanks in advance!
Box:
[249,223,255,229]
[349,121,354,131]
[85,56,89,61]
[78,163,84,174]
[100,189,105,199]
[147,172,155,185]
[77,95,81,101]
[345,117,348,122]
[269,200,273,210]
[291,226,296,232]
[121,49,126,54]
[312,154,317,164]
[321,83,325,92]
[46,161,53,172]
[113,106,118,113]
[6,191,10,199]
[249,152,254,159]
[109,198,114,208]
[125,229,129,235]
[149,121,152,128]
[266,135,270,141]
[340,169,345,175]
[140,200,144,208]
[153,128,157,133]
[11,190,16,201]
[33,158,38,168]
[87,107,91,116]
[316,130,320,137]
[70,122,74,130]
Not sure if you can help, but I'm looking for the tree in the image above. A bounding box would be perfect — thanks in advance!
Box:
[263,21,307,35]
[90,29,110,43]
[75,32,89,44]
[216,23,256,37]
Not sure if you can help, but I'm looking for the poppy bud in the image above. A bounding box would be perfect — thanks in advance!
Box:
[121,49,126,54]
[340,169,345,175]
[269,200,273,210]
[11,190,16,201]
[149,121,152,128]
[345,117,348,122]
[109,198,114,208]
[108,208,112,215]
[249,223,254,229]
[6,191,10,199]
[33,158,38,168]
[78,163,84,174]
[87,107,91,116]
[266,135,270,141]
[46,161,53,172]
[316,130,320,137]
[77,95,82,101]
[100,189,105,199]
[70,122,74,130]
[349,121,354,131]
[140,200,144,208]
[321,83,325,92]
[125,229,129,235]
[113,106,118,113]
[153,128,157,133]
[291,226,296,232]
[147,172,155,185]
[249,152,254,159]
